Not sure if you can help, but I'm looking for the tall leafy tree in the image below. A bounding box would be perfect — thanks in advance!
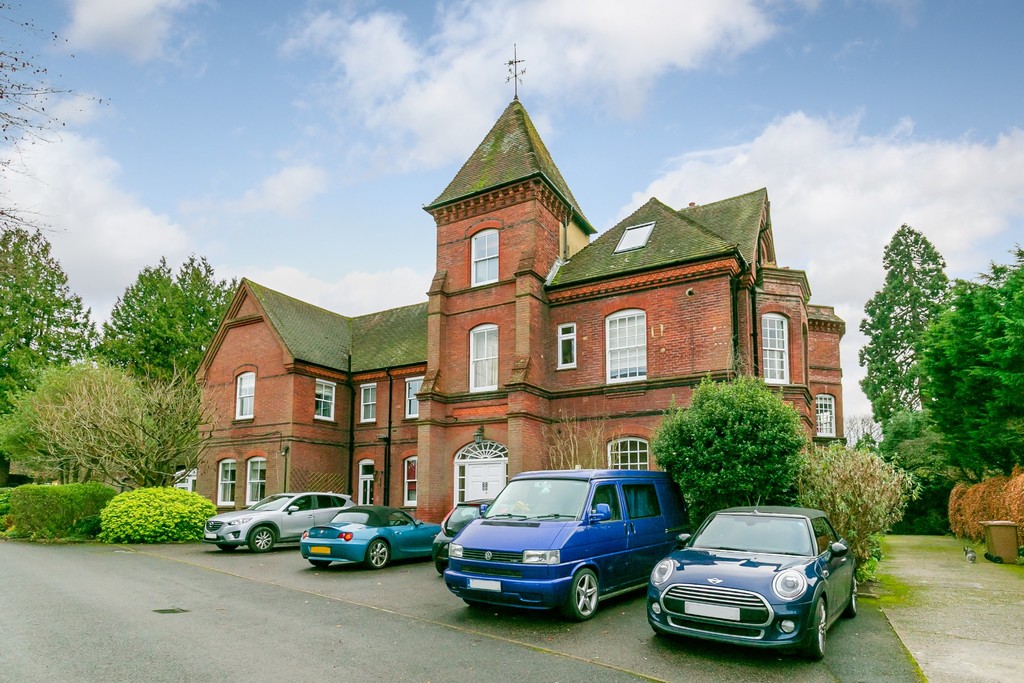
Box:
[0,226,95,484]
[859,224,948,425]
[98,255,236,381]
[919,248,1024,480]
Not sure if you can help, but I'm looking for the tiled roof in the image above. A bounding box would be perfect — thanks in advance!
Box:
[349,302,429,372]
[244,279,427,372]
[426,99,594,233]
[680,188,767,267]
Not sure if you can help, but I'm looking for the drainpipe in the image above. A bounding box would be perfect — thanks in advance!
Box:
[383,368,394,506]
[347,354,356,498]
[730,275,739,375]
[750,285,760,377]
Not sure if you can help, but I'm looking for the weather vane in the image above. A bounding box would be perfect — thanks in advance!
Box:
[506,44,525,100]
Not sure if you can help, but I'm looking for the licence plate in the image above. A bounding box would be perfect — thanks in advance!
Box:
[468,578,501,592]
[309,546,331,555]
[685,602,740,621]
[204,533,217,540]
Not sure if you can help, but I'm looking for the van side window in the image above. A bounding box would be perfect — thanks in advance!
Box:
[622,484,661,519]
[591,484,622,521]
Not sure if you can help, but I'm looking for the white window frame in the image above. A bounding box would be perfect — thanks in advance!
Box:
[606,310,647,383]
[358,459,375,505]
[360,383,376,423]
[405,376,423,418]
[471,229,499,286]
[816,394,837,437]
[762,314,790,384]
[557,323,577,369]
[469,324,498,392]
[217,459,237,506]
[614,221,655,253]
[314,380,336,421]
[246,457,266,505]
[608,438,650,470]
[403,456,418,506]
[235,372,255,419]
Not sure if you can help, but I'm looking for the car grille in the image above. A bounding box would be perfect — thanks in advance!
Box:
[662,583,772,627]
[205,521,223,531]
[462,549,522,563]
[467,566,523,578]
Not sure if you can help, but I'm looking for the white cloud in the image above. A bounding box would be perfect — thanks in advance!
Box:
[628,113,1024,417]
[64,0,199,62]
[3,134,190,323]
[232,265,433,318]
[284,0,780,170]
[222,164,330,218]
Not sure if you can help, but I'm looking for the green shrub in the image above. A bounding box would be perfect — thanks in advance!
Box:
[654,376,807,523]
[796,443,915,581]
[99,487,216,544]
[8,483,116,539]
[0,487,13,531]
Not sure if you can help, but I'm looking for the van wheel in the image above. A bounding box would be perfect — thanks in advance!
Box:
[563,568,599,621]
[247,526,276,553]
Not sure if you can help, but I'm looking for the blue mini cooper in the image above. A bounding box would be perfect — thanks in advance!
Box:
[647,506,856,660]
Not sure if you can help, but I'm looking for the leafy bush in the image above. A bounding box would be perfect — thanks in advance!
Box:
[8,483,116,539]
[796,444,915,581]
[654,376,807,523]
[0,487,13,531]
[948,469,1023,547]
[99,487,216,544]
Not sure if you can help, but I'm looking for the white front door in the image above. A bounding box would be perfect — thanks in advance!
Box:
[465,462,505,500]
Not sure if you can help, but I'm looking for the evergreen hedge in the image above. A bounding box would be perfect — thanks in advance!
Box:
[8,483,116,539]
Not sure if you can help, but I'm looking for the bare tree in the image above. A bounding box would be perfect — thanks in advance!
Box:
[845,414,882,451]
[543,410,613,470]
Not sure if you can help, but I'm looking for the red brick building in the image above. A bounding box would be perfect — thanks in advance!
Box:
[197,99,844,521]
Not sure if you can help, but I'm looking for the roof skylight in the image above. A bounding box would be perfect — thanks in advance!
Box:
[614,221,655,253]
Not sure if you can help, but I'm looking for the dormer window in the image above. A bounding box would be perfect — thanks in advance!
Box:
[614,222,654,253]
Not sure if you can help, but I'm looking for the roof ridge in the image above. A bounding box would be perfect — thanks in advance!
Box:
[244,278,351,322]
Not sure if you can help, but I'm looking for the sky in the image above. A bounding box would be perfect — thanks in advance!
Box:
[3,0,1023,422]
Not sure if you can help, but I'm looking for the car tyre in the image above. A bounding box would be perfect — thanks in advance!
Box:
[842,577,858,618]
[803,596,827,661]
[365,538,391,569]
[247,525,276,553]
[434,559,447,575]
[308,559,332,568]
[562,568,599,621]
[216,543,237,551]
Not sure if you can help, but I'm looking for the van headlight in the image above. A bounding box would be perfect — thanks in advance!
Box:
[449,544,463,559]
[772,570,807,600]
[523,550,560,564]
[651,559,674,585]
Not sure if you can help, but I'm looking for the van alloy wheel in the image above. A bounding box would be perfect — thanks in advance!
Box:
[564,568,599,621]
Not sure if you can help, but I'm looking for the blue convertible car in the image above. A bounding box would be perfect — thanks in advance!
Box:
[647,506,856,660]
[299,505,441,570]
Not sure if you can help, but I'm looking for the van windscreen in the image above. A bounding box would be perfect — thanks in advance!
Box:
[484,479,588,520]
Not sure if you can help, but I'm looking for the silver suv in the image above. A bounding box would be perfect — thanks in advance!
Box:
[204,492,353,552]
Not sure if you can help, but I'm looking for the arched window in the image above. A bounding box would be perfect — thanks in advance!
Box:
[606,310,647,383]
[454,440,509,504]
[471,229,499,286]
[761,314,789,384]
[218,459,237,505]
[246,457,266,505]
[470,324,498,392]
[816,395,836,437]
[608,438,650,470]
[403,456,418,506]
[236,372,255,419]
[358,459,375,505]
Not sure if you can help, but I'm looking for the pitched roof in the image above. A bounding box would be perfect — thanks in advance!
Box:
[426,99,594,233]
[549,189,768,288]
[244,279,427,373]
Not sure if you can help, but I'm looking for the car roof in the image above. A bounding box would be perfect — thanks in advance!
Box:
[716,505,828,520]
[512,469,668,482]
[333,505,410,526]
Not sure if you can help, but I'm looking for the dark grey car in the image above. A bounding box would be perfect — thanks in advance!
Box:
[431,499,491,574]
[204,492,353,552]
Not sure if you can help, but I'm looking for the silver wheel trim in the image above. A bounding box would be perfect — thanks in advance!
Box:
[815,601,827,651]
[575,573,598,616]
[370,541,388,566]
[253,529,273,550]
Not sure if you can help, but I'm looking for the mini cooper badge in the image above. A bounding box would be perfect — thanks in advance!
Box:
[484,551,493,560]
[708,577,723,584]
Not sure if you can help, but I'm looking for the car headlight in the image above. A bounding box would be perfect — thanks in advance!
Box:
[772,569,808,600]
[651,559,674,585]
[227,516,253,526]
[449,543,463,559]
[522,550,560,564]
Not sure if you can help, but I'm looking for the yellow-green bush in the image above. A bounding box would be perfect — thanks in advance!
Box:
[99,487,216,544]
[8,483,116,539]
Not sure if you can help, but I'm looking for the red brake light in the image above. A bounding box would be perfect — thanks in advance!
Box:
[337,531,353,541]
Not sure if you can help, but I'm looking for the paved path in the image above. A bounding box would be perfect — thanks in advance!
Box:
[879,535,1024,683]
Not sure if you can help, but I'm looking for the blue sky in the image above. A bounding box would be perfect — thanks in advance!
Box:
[5,0,1024,420]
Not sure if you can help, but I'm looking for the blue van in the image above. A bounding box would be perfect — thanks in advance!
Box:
[443,469,688,620]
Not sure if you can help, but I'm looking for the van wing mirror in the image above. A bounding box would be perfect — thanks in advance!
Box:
[478,503,488,515]
[590,502,611,523]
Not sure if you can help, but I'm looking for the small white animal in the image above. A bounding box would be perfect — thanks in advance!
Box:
[963,546,977,563]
